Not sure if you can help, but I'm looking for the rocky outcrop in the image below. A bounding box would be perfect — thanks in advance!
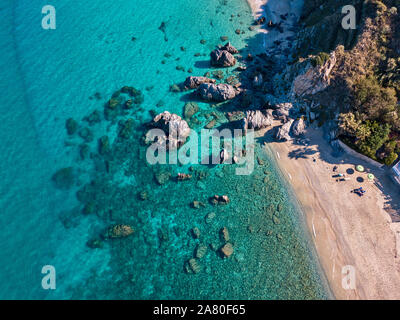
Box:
[183,76,216,90]
[291,118,306,136]
[196,83,236,102]
[210,49,236,67]
[290,52,336,97]
[242,110,272,132]
[145,111,190,149]
[275,119,294,141]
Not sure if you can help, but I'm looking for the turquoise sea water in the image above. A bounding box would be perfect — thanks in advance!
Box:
[0,0,330,299]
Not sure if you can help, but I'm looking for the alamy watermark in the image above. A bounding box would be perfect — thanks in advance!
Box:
[41,265,56,290]
[341,265,356,290]
[145,128,255,175]
[41,5,56,30]
[342,5,356,30]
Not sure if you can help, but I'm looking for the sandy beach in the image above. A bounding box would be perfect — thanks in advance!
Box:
[248,0,400,299]
[263,124,400,299]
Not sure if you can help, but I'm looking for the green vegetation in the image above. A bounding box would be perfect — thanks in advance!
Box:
[339,76,399,164]
[311,52,330,67]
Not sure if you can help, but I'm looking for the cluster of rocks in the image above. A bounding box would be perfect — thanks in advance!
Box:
[174,42,242,103]
[210,42,238,67]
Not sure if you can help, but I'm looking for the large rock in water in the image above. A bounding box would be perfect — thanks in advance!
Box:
[291,118,306,136]
[183,76,216,90]
[196,83,236,102]
[210,49,236,67]
[145,111,190,149]
[242,110,273,132]
[276,119,294,141]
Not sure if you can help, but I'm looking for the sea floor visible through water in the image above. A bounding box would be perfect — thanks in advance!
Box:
[0,0,330,299]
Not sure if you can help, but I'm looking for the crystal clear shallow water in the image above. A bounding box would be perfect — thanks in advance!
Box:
[0,0,330,299]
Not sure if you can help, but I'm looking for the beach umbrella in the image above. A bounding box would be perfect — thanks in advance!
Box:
[367,173,375,181]
[356,165,365,172]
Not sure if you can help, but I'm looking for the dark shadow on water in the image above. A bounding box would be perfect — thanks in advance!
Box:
[194,60,211,69]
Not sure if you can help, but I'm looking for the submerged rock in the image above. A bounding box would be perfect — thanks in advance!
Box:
[66,118,78,135]
[154,170,171,185]
[83,110,101,125]
[79,144,90,160]
[139,190,148,200]
[183,76,216,90]
[78,127,94,142]
[98,136,110,155]
[183,102,199,120]
[177,173,192,181]
[196,83,236,102]
[169,84,181,92]
[191,200,205,209]
[86,238,104,249]
[220,243,234,258]
[220,227,230,242]
[205,212,216,224]
[106,224,134,239]
[191,227,201,239]
[187,258,201,273]
[52,167,75,189]
[195,243,208,259]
